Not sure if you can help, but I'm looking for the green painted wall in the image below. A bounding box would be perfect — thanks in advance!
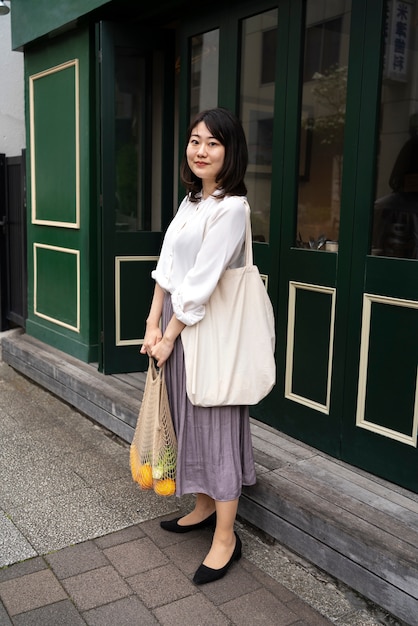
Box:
[25,26,98,362]
[11,0,109,50]
[11,0,196,51]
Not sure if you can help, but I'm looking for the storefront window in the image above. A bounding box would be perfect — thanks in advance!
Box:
[240,9,278,244]
[114,50,146,232]
[114,48,164,232]
[296,0,352,251]
[190,30,219,119]
[372,0,418,259]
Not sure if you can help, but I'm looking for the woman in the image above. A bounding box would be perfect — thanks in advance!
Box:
[140,107,256,585]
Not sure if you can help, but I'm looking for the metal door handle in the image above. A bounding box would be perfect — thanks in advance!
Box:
[0,216,7,227]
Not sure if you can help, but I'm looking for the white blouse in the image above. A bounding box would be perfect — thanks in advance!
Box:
[152,192,248,326]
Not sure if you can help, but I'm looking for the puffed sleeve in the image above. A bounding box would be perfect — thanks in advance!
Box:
[171,196,247,325]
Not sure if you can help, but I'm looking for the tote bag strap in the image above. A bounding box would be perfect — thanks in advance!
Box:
[243,199,254,267]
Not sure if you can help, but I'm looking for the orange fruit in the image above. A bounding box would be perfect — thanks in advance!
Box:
[130,449,153,490]
[154,478,176,496]
[137,463,154,489]
[130,448,140,481]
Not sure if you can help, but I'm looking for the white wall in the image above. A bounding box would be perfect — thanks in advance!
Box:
[0,9,25,157]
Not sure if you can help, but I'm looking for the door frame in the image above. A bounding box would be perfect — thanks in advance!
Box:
[0,153,7,331]
[0,151,27,331]
[97,20,175,374]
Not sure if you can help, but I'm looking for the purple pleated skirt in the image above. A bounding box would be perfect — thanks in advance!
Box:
[162,293,256,501]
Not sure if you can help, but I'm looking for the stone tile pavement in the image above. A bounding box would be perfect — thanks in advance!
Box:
[0,359,405,625]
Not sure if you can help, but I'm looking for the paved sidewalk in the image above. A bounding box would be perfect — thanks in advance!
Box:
[0,361,403,625]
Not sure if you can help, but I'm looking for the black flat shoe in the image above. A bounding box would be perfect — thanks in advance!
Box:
[160,511,216,533]
[193,531,242,585]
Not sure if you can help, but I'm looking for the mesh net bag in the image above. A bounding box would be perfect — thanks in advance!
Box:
[130,358,177,496]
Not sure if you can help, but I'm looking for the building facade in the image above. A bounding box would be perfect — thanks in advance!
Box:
[0,8,25,157]
[10,0,418,493]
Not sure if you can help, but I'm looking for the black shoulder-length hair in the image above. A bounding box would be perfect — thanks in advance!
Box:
[180,107,248,202]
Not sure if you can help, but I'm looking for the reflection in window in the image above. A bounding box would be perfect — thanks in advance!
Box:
[296,1,351,251]
[115,50,145,232]
[190,30,219,119]
[261,28,277,84]
[114,48,163,232]
[372,0,418,259]
[240,9,278,243]
[304,17,342,82]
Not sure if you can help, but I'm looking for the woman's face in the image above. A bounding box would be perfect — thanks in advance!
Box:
[186,121,225,189]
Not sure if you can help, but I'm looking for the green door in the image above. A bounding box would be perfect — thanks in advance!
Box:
[340,0,418,491]
[25,27,98,363]
[99,22,174,374]
[269,0,418,490]
[273,0,354,456]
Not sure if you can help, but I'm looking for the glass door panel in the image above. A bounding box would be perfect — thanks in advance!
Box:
[296,0,352,251]
[190,29,219,119]
[115,47,165,233]
[371,0,418,260]
[115,50,146,232]
[240,8,278,244]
